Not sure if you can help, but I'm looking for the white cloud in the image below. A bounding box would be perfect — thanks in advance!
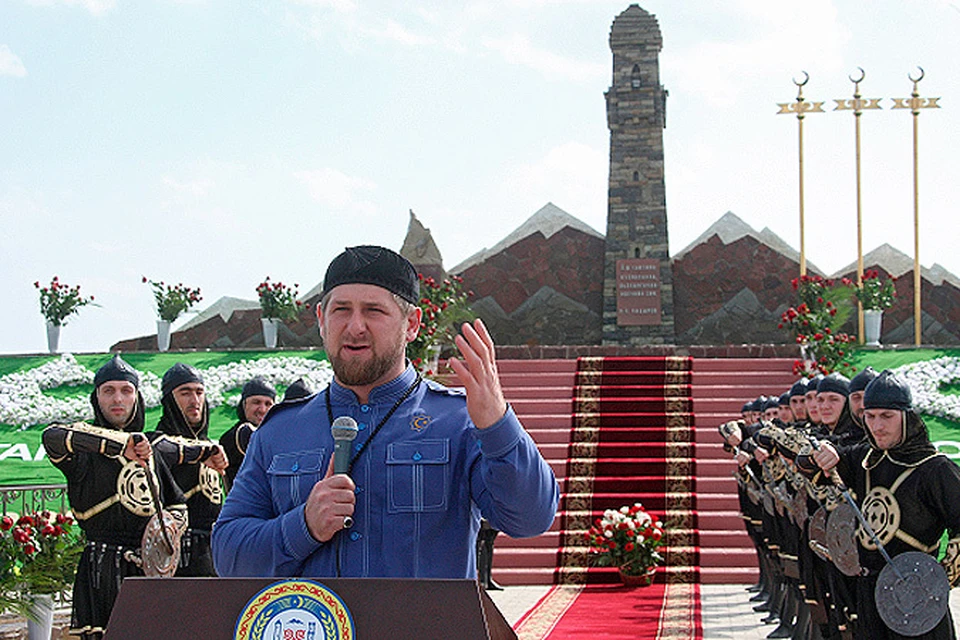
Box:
[162,175,213,198]
[482,33,606,82]
[366,19,432,46]
[0,45,27,78]
[288,0,357,11]
[26,0,117,15]
[664,0,849,107]
[294,167,378,214]
[503,141,608,228]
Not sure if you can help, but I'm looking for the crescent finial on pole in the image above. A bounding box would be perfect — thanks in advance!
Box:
[792,70,810,87]
[849,66,865,84]
[908,66,925,84]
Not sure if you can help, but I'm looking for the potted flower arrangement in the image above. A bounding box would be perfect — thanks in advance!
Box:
[584,503,665,586]
[847,270,896,346]
[777,274,856,377]
[256,278,304,348]
[34,277,97,353]
[407,274,474,377]
[0,510,85,637]
[143,277,202,351]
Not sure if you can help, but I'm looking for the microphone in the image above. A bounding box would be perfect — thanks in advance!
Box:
[331,416,359,475]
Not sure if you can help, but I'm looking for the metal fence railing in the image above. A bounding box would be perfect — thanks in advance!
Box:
[0,484,69,517]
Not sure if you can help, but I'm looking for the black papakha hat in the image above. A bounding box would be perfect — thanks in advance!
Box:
[863,369,913,411]
[283,378,313,402]
[241,376,276,401]
[778,392,791,407]
[161,363,204,397]
[321,245,420,305]
[763,397,780,412]
[806,374,824,393]
[94,354,140,389]
[741,401,752,413]
[849,366,878,394]
[789,378,808,398]
[817,372,850,397]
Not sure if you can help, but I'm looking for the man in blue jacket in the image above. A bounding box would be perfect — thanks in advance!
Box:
[212,245,559,579]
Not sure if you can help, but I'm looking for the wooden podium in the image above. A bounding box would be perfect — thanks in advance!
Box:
[103,577,518,639]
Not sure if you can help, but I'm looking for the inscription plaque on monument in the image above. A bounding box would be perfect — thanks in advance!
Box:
[616,259,661,325]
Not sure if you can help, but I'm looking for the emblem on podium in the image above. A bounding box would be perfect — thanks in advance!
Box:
[235,580,355,640]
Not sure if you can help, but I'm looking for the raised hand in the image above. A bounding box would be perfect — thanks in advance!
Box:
[448,319,507,430]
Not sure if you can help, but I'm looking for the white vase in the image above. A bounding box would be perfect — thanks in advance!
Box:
[261,317,279,348]
[425,344,442,373]
[45,322,60,354]
[26,593,55,640]
[157,319,172,351]
[864,309,883,346]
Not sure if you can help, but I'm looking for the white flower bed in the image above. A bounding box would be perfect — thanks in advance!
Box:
[892,356,960,424]
[0,354,333,428]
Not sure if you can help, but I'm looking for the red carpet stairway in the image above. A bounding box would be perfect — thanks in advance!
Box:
[491,356,796,586]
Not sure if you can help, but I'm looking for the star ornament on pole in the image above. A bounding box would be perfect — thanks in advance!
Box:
[833,67,882,345]
[892,67,940,346]
[777,71,824,277]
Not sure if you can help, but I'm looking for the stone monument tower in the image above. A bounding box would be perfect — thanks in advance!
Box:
[602,5,675,345]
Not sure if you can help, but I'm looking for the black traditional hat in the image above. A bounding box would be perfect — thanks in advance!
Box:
[788,378,808,398]
[806,374,824,393]
[321,245,420,305]
[740,401,752,413]
[762,397,780,412]
[94,354,139,388]
[863,369,913,411]
[817,372,850,397]
[241,376,276,401]
[778,392,791,407]
[283,378,313,402]
[161,363,204,397]
[849,366,878,394]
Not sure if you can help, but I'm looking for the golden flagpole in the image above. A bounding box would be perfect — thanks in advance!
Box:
[834,68,881,344]
[778,72,824,277]
[892,67,940,346]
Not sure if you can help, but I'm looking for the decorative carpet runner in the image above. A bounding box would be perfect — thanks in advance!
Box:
[514,583,703,640]
[555,356,700,585]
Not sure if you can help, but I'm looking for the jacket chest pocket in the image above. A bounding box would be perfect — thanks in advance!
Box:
[386,440,449,513]
[266,450,326,513]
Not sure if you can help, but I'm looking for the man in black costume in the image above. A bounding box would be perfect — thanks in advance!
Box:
[848,367,877,428]
[148,363,228,576]
[282,377,314,402]
[43,355,187,639]
[218,376,276,493]
[812,370,960,639]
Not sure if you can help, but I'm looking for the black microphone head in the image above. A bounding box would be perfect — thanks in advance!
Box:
[331,416,359,441]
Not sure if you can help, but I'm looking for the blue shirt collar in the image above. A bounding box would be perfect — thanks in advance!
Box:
[329,362,418,406]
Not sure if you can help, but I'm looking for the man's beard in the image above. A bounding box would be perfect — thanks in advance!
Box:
[330,335,406,387]
[104,403,135,430]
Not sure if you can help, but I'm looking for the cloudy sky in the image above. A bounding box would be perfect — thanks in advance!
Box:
[2,0,958,354]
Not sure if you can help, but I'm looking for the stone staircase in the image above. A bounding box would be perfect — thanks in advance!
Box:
[490,357,701,585]
[691,357,797,584]
[485,356,798,586]
[491,359,576,585]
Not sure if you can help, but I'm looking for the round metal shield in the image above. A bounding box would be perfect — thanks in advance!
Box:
[875,551,950,637]
[141,509,184,578]
[792,488,808,528]
[808,507,830,560]
[826,502,861,576]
